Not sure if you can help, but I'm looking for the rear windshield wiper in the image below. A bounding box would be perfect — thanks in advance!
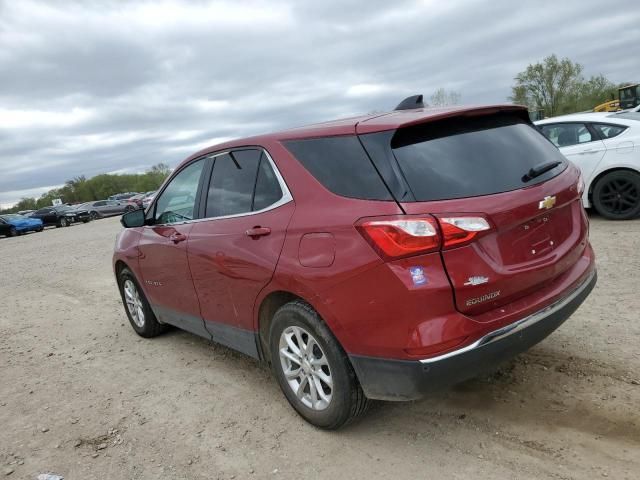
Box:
[522,161,562,182]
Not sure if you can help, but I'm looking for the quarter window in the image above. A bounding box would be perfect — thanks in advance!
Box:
[593,123,626,139]
[540,123,594,147]
[154,159,204,224]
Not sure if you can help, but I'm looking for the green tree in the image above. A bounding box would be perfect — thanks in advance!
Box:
[510,54,583,116]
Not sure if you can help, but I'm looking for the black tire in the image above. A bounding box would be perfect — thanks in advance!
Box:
[269,300,369,429]
[8,226,17,237]
[592,170,640,220]
[90,211,99,220]
[36,227,44,232]
[117,267,167,338]
[57,217,68,228]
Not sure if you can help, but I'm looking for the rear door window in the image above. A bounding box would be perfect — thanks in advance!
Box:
[284,136,392,200]
[205,150,261,218]
[539,123,594,147]
[386,115,567,201]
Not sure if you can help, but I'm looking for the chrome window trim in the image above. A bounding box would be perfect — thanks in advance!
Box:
[419,269,596,365]
[150,147,293,227]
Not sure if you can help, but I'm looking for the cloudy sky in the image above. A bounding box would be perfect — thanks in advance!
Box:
[1,0,639,207]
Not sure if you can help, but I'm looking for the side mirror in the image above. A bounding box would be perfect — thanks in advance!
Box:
[121,208,146,228]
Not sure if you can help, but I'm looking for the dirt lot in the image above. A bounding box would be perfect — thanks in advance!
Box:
[1,215,639,479]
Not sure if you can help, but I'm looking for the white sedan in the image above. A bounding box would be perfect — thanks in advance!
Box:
[536,111,640,219]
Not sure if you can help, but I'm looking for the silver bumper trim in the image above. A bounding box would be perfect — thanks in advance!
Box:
[419,270,596,365]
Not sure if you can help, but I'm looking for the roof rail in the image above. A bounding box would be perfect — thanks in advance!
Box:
[394,94,424,111]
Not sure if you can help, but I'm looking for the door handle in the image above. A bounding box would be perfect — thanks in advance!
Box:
[578,149,595,155]
[169,232,187,244]
[245,226,271,238]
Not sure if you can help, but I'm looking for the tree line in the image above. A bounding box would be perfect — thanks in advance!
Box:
[510,54,631,117]
[1,163,171,214]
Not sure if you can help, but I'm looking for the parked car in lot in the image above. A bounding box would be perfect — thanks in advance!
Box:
[16,209,35,216]
[141,191,156,209]
[536,111,640,219]
[31,205,91,227]
[0,214,43,237]
[114,98,596,429]
[79,200,137,220]
[109,192,139,201]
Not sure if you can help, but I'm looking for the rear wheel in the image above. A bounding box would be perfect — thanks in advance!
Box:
[269,300,369,429]
[8,226,17,237]
[592,170,640,220]
[57,217,68,228]
[117,267,166,338]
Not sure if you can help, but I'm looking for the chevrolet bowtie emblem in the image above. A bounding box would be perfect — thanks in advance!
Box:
[539,195,556,210]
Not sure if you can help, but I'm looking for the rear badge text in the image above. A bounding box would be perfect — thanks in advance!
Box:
[466,290,501,306]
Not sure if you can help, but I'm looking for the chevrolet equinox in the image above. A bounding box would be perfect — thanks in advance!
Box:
[114,96,597,429]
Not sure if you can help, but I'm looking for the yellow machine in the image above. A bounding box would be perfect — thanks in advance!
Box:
[594,84,639,112]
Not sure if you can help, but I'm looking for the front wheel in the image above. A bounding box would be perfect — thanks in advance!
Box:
[269,300,369,429]
[8,226,17,237]
[592,170,640,220]
[90,211,99,220]
[117,268,167,338]
[57,217,68,228]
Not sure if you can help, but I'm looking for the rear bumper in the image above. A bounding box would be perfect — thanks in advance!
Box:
[349,269,597,401]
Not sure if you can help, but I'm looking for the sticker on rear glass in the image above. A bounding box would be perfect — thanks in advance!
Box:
[409,266,427,285]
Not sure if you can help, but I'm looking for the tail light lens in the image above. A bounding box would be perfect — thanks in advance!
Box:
[437,216,491,249]
[357,214,491,260]
[357,216,440,260]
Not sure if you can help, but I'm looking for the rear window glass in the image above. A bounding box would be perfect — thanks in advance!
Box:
[389,115,567,201]
[284,136,392,200]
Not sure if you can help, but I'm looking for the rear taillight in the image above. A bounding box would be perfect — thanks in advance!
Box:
[357,216,440,260]
[436,216,491,249]
[357,214,491,260]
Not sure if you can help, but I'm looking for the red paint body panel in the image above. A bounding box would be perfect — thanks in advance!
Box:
[136,224,202,322]
[187,202,295,331]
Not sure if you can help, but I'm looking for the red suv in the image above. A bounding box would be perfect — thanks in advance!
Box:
[114,97,596,429]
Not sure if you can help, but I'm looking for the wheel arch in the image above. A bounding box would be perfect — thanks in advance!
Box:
[588,166,640,205]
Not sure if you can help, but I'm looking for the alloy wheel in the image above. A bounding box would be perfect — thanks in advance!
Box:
[279,325,333,410]
[598,178,639,216]
[123,279,145,328]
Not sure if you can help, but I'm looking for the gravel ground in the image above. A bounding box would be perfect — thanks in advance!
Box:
[1,214,639,480]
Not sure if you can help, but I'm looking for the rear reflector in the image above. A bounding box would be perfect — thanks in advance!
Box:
[357,216,440,260]
[437,216,491,249]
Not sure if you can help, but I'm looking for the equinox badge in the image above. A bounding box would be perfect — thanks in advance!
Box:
[539,195,556,210]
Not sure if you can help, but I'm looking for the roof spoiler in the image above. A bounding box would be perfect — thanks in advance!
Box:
[394,94,424,111]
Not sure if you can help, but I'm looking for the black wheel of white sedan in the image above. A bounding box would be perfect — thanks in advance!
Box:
[269,300,369,429]
[592,170,640,220]
[117,267,167,338]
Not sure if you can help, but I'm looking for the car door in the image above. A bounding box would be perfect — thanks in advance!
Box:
[188,149,294,357]
[539,122,606,183]
[137,158,209,338]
